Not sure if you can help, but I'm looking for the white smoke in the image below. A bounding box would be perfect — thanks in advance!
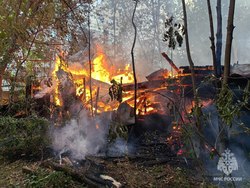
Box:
[106,138,128,157]
[51,110,110,159]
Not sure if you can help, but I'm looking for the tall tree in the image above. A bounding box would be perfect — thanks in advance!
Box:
[131,0,138,122]
[223,0,236,85]
[206,0,217,77]
[215,0,222,77]
[0,0,91,103]
[0,0,52,100]
[181,0,196,97]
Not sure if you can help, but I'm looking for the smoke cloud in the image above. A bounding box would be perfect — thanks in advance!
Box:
[51,110,110,159]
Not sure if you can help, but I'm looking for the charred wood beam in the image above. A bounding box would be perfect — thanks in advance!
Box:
[161,52,179,73]
[122,80,166,92]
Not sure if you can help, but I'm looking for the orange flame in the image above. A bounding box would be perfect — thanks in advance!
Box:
[51,48,161,115]
[51,51,133,110]
[52,55,65,106]
[92,54,111,83]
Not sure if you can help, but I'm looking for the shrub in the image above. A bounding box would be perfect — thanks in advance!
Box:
[0,116,50,159]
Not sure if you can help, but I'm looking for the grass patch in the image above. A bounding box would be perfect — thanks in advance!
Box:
[24,167,85,188]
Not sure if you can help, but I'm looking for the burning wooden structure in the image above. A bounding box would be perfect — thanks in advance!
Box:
[33,50,216,118]
[29,50,219,158]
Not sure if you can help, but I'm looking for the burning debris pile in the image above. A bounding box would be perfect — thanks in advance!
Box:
[31,47,196,163]
[35,49,133,115]
[34,48,195,119]
[30,46,250,187]
[32,47,213,160]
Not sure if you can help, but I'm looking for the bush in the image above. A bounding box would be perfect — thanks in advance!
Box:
[0,116,50,159]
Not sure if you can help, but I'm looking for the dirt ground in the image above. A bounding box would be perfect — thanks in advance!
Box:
[0,156,217,188]
[0,157,31,187]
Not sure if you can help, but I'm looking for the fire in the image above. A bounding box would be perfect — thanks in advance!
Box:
[111,64,133,84]
[52,55,66,106]
[165,70,178,78]
[88,52,133,85]
[50,47,167,116]
[68,69,88,77]
[51,49,135,112]
[46,46,215,119]
[92,54,111,83]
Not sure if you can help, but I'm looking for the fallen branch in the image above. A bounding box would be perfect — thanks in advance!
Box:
[41,160,99,187]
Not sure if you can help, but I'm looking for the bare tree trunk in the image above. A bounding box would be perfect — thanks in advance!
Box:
[215,0,225,156]
[131,0,138,123]
[206,0,217,77]
[181,0,203,133]
[216,0,222,77]
[62,0,91,114]
[88,3,94,116]
[120,1,150,66]
[181,0,196,97]
[223,0,236,85]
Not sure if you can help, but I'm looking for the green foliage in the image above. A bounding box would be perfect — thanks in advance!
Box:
[163,16,184,50]
[216,87,236,126]
[0,0,90,99]
[0,116,50,159]
[3,98,28,116]
[216,82,250,126]
[242,80,250,107]
[24,168,82,188]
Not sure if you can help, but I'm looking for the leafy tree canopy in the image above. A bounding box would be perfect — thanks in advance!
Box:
[0,0,91,89]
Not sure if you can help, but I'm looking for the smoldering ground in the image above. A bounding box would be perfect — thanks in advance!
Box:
[50,110,110,160]
[50,109,135,160]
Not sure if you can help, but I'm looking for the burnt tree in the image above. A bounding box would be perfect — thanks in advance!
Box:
[181,0,196,97]
[223,0,236,85]
[206,0,217,77]
[216,0,222,77]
